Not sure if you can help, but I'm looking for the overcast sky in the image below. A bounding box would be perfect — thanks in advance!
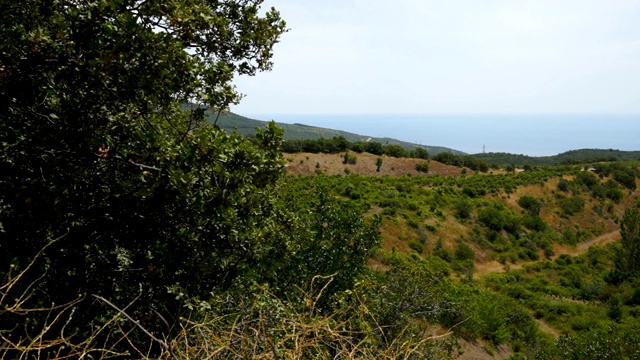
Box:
[231,0,640,115]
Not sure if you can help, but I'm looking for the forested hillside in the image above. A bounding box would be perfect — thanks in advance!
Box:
[211,111,464,155]
[471,149,640,167]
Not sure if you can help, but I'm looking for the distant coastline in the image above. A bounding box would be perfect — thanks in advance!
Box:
[241,114,640,157]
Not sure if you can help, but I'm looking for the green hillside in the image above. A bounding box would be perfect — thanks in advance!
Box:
[470,148,640,166]
[211,111,465,155]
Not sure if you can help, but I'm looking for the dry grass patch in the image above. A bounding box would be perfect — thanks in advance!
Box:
[285,152,467,177]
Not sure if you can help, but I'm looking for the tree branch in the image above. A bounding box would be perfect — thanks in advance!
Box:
[92,294,175,358]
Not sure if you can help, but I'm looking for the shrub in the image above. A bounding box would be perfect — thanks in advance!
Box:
[557,195,585,216]
[576,171,599,189]
[455,242,475,261]
[613,168,637,190]
[366,142,385,155]
[503,214,522,235]
[455,198,473,219]
[549,325,640,359]
[517,195,543,216]
[415,161,430,173]
[434,239,452,262]
[342,151,357,164]
[384,144,409,158]
[522,215,547,231]
[408,240,425,253]
[629,287,640,306]
[411,147,430,160]
[607,187,624,203]
[478,206,506,231]
[376,157,383,172]
[424,223,437,232]
[558,178,570,192]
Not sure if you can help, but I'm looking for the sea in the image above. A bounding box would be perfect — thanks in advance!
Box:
[245,114,640,157]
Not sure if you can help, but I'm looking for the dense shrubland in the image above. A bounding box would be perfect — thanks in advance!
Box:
[483,242,640,359]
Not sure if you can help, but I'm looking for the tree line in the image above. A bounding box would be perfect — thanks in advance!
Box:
[281,136,430,158]
[281,135,493,173]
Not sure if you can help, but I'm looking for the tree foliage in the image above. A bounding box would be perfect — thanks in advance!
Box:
[415,161,430,173]
[376,157,383,172]
[478,206,507,232]
[518,195,543,216]
[0,0,289,346]
[411,147,430,160]
[617,207,640,277]
[433,152,489,173]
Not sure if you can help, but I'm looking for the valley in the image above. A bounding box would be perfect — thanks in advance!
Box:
[281,149,640,358]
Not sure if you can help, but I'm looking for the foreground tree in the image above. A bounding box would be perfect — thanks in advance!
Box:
[617,207,640,277]
[0,0,292,350]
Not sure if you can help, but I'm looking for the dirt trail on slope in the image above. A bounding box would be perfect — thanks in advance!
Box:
[474,230,620,340]
[575,230,620,252]
[474,229,620,276]
[533,318,561,338]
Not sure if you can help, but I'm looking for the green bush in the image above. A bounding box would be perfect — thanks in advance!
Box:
[424,223,438,232]
[613,168,637,190]
[575,171,599,189]
[607,187,624,203]
[558,178,570,192]
[455,198,473,219]
[411,147,430,160]
[455,242,475,261]
[548,325,640,359]
[522,215,547,231]
[415,161,430,173]
[478,206,506,231]
[517,195,543,216]
[342,151,357,164]
[408,240,425,253]
[557,195,585,216]
[384,144,409,158]
[434,239,452,262]
[376,157,383,172]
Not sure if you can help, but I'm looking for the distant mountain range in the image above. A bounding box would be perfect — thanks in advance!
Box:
[210,111,465,155]
[207,110,640,166]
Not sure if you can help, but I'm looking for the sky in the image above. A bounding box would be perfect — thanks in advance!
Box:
[231,0,640,115]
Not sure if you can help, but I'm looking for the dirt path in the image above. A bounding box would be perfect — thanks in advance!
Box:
[456,338,513,360]
[576,230,621,251]
[533,318,561,338]
[475,229,620,277]
[473,230,620,340]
